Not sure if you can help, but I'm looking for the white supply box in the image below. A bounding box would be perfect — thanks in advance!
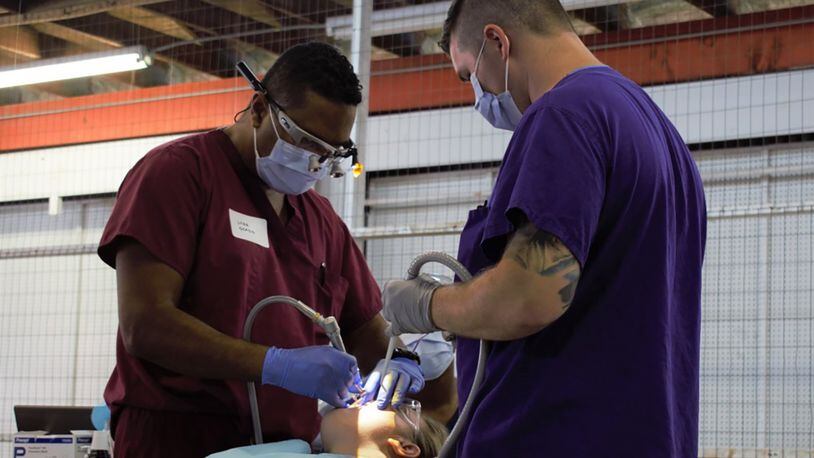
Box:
[12,431,93,458]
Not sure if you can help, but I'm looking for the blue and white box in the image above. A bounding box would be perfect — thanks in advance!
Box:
[13,431,93,458]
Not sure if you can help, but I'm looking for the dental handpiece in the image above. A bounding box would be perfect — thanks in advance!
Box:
[317,315,346,353]
[243,295,348,445]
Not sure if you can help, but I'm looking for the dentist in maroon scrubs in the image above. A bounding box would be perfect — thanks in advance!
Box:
[99,42,455,457]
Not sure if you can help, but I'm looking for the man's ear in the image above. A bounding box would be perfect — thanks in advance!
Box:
[386,437,420,458]
[484,24,510,60]
[249,93,266,128]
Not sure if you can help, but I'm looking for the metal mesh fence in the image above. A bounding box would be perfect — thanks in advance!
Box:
[0,0,812,456]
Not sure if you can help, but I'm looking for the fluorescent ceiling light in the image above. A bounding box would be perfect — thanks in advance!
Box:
[0,46,151,89]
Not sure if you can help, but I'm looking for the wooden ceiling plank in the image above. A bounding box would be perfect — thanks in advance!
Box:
[33,21,217,83]
[0,0,167,27]
[0,26,40,59]
[108,5,197,41]
[201,0,280,29]
[31,21,122,51]
[684,0,731,17]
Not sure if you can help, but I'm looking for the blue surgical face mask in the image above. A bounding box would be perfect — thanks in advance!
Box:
[470,38,523,131]
[410,332,454,381]
[253,105,329,195]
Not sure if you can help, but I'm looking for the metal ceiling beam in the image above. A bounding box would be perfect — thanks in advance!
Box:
[0,0,167,27]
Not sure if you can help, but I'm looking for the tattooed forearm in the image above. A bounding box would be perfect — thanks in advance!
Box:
[504,222,581,309]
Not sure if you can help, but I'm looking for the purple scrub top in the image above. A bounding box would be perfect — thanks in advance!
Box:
[454,66,707,457]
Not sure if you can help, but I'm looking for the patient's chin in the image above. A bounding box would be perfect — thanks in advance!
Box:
[321,403,398,448]
[321,406,359,442]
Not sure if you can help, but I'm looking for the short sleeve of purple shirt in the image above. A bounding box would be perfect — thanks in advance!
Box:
[486,105,607,265]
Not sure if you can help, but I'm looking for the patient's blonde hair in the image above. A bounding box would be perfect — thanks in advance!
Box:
[414,415,449,458]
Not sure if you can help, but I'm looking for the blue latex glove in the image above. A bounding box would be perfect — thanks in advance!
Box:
[262,346,363,408]
[362,357,425,409]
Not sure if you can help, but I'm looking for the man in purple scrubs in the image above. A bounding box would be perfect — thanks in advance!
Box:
[382,1,707,456]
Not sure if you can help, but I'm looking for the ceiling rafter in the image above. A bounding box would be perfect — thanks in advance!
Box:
[31,21,121,51]
[569,16,602,35]
[0,0,167,27]
[329,0,353,9]
[620,0,712,29]
[107,5,196,41]
[32,21,217,85]
[181,20,280,72]
[684,0,731,17]
[0,25,40,59]
[571,5,622,33]
[201,0,280,29]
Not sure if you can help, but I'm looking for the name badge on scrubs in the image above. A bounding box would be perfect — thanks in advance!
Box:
[228,209,269,248]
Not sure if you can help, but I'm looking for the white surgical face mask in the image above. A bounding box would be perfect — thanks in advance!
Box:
[253,105,329,195]
[470,38,523,131]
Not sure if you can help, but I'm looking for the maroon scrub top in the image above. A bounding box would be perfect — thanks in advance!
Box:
[98,129,381,444]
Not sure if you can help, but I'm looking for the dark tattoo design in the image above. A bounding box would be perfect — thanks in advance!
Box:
[559,270,580,307]
[504,222,581,309]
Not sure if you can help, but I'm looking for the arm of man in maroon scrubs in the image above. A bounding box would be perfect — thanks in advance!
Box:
[116,240,268,382]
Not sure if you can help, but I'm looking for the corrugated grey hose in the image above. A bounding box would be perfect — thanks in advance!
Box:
[400,252,490,458]
[242,295,346,445]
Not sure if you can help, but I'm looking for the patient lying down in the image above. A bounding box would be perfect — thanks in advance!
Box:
[210,402,448,458]
[320,402,448,457]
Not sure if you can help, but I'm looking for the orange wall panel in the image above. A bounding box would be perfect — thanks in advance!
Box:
[1,15,812,152]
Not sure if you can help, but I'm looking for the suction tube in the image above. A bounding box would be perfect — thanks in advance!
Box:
[243,295,346,445]
[385,252,489,458]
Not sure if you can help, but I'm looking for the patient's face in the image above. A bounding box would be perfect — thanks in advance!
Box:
[321,403,414,450]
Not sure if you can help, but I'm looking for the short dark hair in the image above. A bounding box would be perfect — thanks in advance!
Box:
[262,42,362,108]
[439,0,575,54]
